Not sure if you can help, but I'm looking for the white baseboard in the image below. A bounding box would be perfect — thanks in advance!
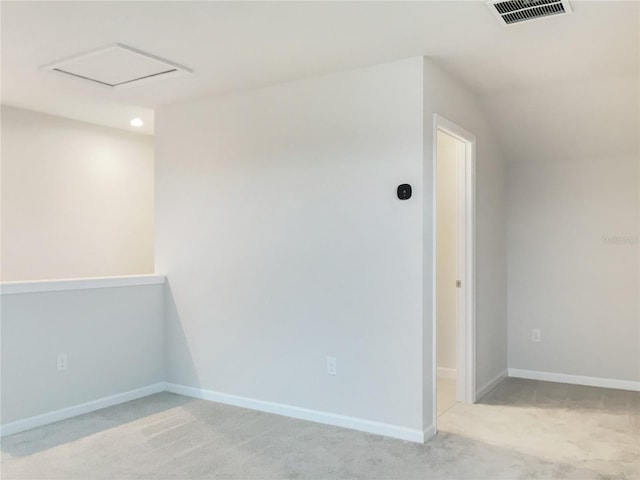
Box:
[508,369,640,392]
[423,424,436,442]
[437,367,457,379]
[0,382,165,437]
[476,369,507,400]
[165,382,425,443]
[1,380,430,443]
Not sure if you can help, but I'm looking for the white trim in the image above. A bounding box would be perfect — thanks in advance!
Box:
[423,424,436,442]
[0,382,165,437]
[1,381,433,443]
[437,367,457,379]
[508,369,640,392]
[467,134,477,404]
[431,116,438,433]
[0,274,166,295]
[165,383,425,443]
[454,138,467,403]
[433,114,477,431]
[476,369,507,400]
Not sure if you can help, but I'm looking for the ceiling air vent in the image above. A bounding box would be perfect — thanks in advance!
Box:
[41,44,191,89]
[487,0,572,25]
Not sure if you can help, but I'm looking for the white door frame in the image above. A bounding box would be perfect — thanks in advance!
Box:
[432,114,476,426]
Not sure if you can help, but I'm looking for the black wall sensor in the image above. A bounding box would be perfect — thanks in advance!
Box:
[397,184,412,200]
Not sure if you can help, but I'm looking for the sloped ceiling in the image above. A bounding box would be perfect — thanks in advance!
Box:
[1,1,638,162]
[482,75,639,164]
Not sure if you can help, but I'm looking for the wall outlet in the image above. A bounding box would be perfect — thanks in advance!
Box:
[326,356,337,376]
[57,353,68,371]
[531,329,541,343]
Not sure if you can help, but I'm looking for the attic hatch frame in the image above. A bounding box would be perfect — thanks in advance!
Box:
[40,43,192,89]
[486,0,573,26]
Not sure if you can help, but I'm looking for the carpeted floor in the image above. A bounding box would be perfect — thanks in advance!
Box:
[1,378,638,479]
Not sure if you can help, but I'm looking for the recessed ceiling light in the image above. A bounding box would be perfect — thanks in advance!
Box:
[130,118,144,127]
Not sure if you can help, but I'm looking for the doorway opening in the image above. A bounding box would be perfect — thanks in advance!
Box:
[433,115,476,426]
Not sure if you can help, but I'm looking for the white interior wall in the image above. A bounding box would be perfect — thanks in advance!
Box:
[1,282,165,428]
[0,106,154,281]
[508,156,639,383]
[0,56,509,440]
[423,58,508,422]
[436,131,458,372]
[156,58,426,437]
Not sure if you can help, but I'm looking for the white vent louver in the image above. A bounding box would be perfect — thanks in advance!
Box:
[487,0,572,25]
[41,44,191,89]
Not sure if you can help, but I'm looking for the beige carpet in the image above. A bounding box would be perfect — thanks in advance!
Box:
[2,378,638,479]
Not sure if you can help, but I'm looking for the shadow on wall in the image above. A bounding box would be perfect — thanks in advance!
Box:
[0,393,194,457]
[2,283,199,458]
[164,281,199,389]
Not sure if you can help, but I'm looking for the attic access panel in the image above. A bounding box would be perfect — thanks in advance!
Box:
[41,44,191,88]
[487,0,573,25]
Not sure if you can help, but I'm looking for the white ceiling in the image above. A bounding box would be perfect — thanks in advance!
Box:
[2,1,638,161]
